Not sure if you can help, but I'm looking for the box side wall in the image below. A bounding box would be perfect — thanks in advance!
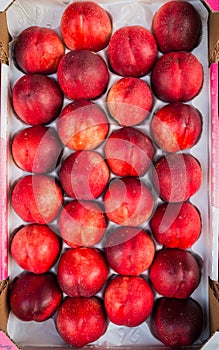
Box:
[0,0,218,349]
[0,2,10,335]
[209,12,219,63]
[0,280,9,332]
[0,11,9,64]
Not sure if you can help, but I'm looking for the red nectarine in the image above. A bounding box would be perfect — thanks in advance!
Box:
[104,177,154,226]
[107,77,153,126]
[108,25,158,77]
[10,272,62,322]
[149,248,201,298]
[11,126,63,173]
[104,275,154,327]
[59,200,107,247]
[104,126,155,177]
[11,175,63,224]
[152,153,202,202]
[150,297,203,347]
[151,102,202,152]
[10,224,61,274]
[150,201,201,249]
[60,1,112,52]
[57,247,108,297]
[57,100,109,151]
[152,1,201,53]
[57,50,109,100]
[14,26,65,74]
[12,74,63,125]
[59,150,110,200]
[151,51,203,102]
[56,296,107,347]
[105,226,155,275]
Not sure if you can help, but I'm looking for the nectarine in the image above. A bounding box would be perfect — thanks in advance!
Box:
[57,100,109,151]
[152,153,202,202]
[107,77,153,126]
[60,1,112,52]
[14,26,65,74]
[152,1,201,53]
[59,150,110,200]
[150,297,203,347]
[57,50,109,100]
[104,275,154,327]
[56,296,107,347]
[104,177,154,226]
[151,51,203,102]
[59,200,107,247]
[104,126,155,177]
[151,102,202,152]
[108,25,158,77]
[12,74,63,125]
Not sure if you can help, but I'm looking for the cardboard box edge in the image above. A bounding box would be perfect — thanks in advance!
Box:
[0,0,218,349]
[0,279,9,333]
[208,279,219,334]
[0,11,9,65]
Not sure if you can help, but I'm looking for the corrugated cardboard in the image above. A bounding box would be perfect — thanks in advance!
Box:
[209,12,219,63]
[0,279,9,332]
[0,11,9,64]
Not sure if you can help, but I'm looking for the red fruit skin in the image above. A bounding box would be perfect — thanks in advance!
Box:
[59,150,110,200]
[56,296,107,348]
[10,224,61,274]
[108,25,158,77]
[57,247,108,297]
[14,26,65,74]
[150,297,203,347]
[57,50,109,100]
[105,127,155,177]
[150,201,201,249]
[107,77,153,126]
[149,249,201,298]
[10,272,62,322]
[11,175,63,224]
[59,200,107,247]
[105,227,155,275]
[57,100,109,151]
[104,275,154,327]
[152,1,201,53]
[60,1,112,52]
[151,102,202,152]
[151,51,203,102]
[104,177,154,226]
[11,126,63,174]
[12,74,63,126]
[152,153,202,202]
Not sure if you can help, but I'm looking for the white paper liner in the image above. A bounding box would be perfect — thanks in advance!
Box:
[0,63,9,281]
[4,0,211,347]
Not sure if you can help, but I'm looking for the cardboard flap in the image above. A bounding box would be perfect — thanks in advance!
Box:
[0,279,9,332]
[209,12,219,63]
[0,11,9,64]
[209,279,219,334]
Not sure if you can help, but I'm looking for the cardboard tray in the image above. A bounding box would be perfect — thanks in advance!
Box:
[0,0,219,349]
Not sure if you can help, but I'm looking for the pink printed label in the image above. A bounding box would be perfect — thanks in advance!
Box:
[210,63,219,208]
[206,0,219,11]
[0,331,19,349]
